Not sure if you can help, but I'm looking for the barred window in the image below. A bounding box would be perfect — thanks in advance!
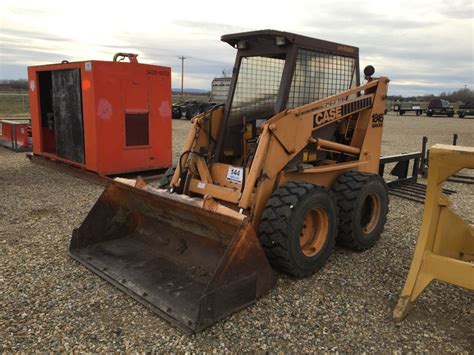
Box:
[229,56,285,124]
[287,49,356,108]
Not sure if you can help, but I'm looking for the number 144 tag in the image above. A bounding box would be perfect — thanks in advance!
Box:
[226,167,243,183]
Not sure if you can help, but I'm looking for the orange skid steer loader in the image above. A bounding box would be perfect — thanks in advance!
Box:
[70,30,390,332]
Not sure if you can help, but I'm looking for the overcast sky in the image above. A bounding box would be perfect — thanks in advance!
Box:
[1,0,472,96]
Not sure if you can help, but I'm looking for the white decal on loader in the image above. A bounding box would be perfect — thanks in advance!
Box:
[226,166,243,183]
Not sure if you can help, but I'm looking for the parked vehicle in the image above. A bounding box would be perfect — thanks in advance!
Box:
[426,99,454,117]
[209,77,231,104]
[393,101,423,116]
[172,104,184,119]
[173,78,230,120]
[457,103,474,118]
[172,100,217,120]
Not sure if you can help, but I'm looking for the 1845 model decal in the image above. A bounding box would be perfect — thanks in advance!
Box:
[372,113,384,128]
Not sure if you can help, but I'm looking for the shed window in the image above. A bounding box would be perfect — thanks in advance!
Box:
[125,113,149,146]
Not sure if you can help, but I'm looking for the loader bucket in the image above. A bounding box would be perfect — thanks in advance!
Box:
[70,181,275,333]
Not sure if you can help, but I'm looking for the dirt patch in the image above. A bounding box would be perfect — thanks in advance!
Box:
[28,207,55,217]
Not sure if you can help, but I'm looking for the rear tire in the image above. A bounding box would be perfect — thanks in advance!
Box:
[172,109,182,119]
[258,182,337,278]
[186,106,199,120]
[332,171,388,251]
[158,166,176,188]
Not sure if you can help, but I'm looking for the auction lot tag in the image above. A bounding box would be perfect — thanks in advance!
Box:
[226,166,243,183]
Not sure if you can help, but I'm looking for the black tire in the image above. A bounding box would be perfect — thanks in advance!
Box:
[459,113,465,118]
[427,112,432,117]
[399,111,404,116]
[198,104,207,114]
[172,108,182,119]
[185,105,199,120]
[448,113,454,118]
[332,171,388,251]
[158,166,176,188]
[258,182,337,278]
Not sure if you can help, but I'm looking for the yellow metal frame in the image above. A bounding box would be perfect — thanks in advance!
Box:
[170,78,389,229]
[393,144,474,321]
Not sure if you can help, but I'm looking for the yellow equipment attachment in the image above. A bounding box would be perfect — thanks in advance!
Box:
[393,144,474,321]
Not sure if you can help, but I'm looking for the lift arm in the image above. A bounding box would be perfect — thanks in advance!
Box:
[239,77,389,209]
[169,78,389,220]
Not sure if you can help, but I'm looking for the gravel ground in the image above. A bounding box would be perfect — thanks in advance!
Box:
[1,113,473,352]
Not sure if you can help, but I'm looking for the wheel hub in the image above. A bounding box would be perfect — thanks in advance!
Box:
[299,208,329,257]
[360,192,381,234]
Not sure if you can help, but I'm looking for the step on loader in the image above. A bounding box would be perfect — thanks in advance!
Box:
[70,30,390,332]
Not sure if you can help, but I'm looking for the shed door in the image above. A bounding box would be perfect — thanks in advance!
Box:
[52,69,85,163]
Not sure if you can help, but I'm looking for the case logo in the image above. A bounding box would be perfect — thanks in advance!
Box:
[312,97,373,128]
[313,107,342,126]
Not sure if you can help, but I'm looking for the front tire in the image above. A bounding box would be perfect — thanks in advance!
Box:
[332,171,388,251]
[258,182,337,278]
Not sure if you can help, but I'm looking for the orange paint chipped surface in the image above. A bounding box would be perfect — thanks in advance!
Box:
[27,58,172,175]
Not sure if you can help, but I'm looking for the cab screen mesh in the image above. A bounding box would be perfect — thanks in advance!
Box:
[229,56,285,125]
[288,49,356,108]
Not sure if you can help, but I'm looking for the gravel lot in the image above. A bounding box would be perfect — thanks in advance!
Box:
[1,113,473,352]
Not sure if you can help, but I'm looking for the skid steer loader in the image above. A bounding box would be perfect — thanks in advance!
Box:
[71,30,390,332]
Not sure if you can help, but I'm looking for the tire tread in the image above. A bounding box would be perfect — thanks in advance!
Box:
[259,182,332,277]
[332,171,388,251]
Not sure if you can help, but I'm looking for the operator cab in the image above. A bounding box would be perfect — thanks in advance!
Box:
[216,30,360,164]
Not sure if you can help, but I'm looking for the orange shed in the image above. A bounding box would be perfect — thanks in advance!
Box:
[27,53,172,176]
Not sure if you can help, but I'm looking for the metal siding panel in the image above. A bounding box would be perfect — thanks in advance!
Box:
[52,69,85,163]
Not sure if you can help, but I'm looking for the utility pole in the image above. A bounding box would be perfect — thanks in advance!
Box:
[21,88,25,113]
[179,56,186,99]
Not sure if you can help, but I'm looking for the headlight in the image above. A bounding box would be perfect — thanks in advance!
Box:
[275,36,286,46]
[237,40,247,49]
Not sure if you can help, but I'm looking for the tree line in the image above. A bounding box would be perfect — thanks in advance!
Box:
[0,79,28,91]
[388,88,474,104]
[1,79,473,104]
